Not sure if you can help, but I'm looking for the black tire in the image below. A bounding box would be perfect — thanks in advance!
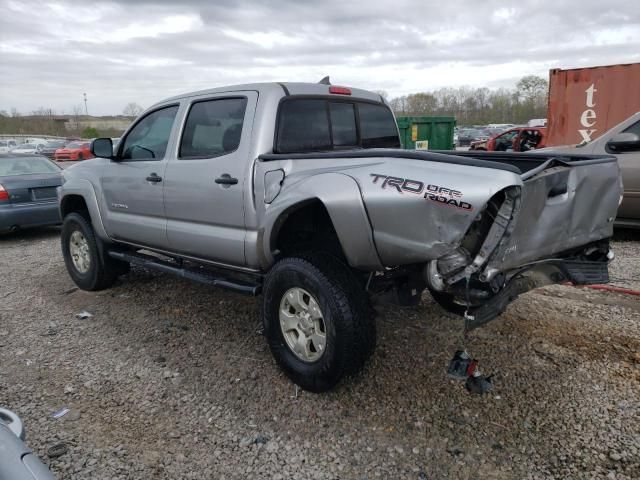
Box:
[61,212,126,291]
[429,288,468,316]
[77,153,83,161]
[262,252,376,393]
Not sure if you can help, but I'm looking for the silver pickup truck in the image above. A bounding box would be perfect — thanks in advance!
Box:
[59,81,621,392]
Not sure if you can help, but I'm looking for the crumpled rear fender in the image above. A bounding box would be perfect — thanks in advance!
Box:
[259,172,383,270]
[352,161,523,265]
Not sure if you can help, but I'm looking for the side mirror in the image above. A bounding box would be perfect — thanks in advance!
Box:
[607,132,640,152]
[91,138,114,158]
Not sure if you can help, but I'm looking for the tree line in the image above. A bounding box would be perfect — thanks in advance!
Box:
[0,75,548,137]
[386,75,548,125]
[0,103,145,137]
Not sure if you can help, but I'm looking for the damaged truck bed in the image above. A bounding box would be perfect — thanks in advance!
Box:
[261,148,620,329]
[59,81,622,391]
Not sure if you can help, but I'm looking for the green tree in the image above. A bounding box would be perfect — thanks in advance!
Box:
[516,75,548,103]
[82,127,100,138]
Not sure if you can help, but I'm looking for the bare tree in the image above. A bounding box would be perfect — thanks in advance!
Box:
[123,103,144,117]
[388,76,549,125]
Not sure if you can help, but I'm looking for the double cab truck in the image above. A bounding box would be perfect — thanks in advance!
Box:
[58,81,622,392]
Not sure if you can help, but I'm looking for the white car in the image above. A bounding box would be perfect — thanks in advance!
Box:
[0,140,17,153]
[9,143,44,155]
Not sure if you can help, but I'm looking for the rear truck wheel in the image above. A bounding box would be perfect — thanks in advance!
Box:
[61,212,128,291]
[262,252,376,393]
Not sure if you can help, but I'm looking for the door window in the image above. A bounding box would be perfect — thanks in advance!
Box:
[120,105,179,161]
[623,120,640,137]
[179,97,248,159]
[495,130,518,151]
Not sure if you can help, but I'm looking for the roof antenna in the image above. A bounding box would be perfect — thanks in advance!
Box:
[318,76,331,85]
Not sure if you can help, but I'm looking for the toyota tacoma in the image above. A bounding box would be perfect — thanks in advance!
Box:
[58,80,622,392]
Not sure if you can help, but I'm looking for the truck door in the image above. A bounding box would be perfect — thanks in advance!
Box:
[163,92,257,267]
[101,105,180,249]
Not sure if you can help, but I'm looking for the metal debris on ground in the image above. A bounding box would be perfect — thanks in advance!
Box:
[52,407,70,419]
[465,373,494,395]
[47,442,68,458]
[447,350,478,380]
[75,311,93,320]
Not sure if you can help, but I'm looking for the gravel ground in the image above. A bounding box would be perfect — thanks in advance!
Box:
[1,228,639,479]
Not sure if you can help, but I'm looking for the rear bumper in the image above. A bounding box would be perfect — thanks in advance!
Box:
[0,201,61,232]
[463,257,609,330]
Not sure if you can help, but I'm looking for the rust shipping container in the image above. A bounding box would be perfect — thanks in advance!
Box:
[546,62,640,146]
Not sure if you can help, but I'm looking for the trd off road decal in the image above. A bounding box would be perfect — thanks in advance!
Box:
[370,173,473,211]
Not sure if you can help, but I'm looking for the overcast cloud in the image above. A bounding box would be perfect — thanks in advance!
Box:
[1,0,639,115]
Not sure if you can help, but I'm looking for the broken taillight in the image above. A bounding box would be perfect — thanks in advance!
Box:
[0,184,9,202]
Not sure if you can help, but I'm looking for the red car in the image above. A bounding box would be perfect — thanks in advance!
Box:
[470,127,547,152]
[54,141,94,161]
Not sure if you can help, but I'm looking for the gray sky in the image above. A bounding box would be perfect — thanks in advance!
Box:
[1,0,639,115]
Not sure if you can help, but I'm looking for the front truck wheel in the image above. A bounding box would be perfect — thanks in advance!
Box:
[262,252,376,393]
[61,212,128,291]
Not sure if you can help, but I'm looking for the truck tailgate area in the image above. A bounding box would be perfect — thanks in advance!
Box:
[484,156,620,274]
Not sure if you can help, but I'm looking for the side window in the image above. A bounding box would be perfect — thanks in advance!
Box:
[121,105,178,161]
[179,97,248,159]
[623,120,640,137]
[358,103,400,148]
[276,100,331,153]
[329,102,357,147]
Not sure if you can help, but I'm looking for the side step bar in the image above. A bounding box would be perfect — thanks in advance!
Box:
[108,250,262,296]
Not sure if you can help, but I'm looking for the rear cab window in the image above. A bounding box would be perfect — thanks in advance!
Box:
[275,97,399,153]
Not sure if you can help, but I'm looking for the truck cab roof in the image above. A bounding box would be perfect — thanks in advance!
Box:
[155,82,385,109]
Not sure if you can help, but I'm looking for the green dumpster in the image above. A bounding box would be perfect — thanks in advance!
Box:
[396,116,456,150]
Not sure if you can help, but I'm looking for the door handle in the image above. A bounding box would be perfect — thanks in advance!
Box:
[215,174,238,185]
[146,173,162,183]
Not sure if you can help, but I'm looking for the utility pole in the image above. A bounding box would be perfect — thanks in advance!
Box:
[83,93,88,116]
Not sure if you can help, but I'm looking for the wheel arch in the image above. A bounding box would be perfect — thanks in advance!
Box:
[261,174,383,271]
[59,179,109,242]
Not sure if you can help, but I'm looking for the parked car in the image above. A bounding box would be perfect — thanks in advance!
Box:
[0,154,63,234]
[0,139,17,153]
[470,127,547,152]
[0,408,55,479]
[457,128,488,146]
[38,139,67,159]
[538,112,640,228]
[527,118,547,127]
[59,81,620,392]
[9,143,44,155]
[54,141,93,161]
